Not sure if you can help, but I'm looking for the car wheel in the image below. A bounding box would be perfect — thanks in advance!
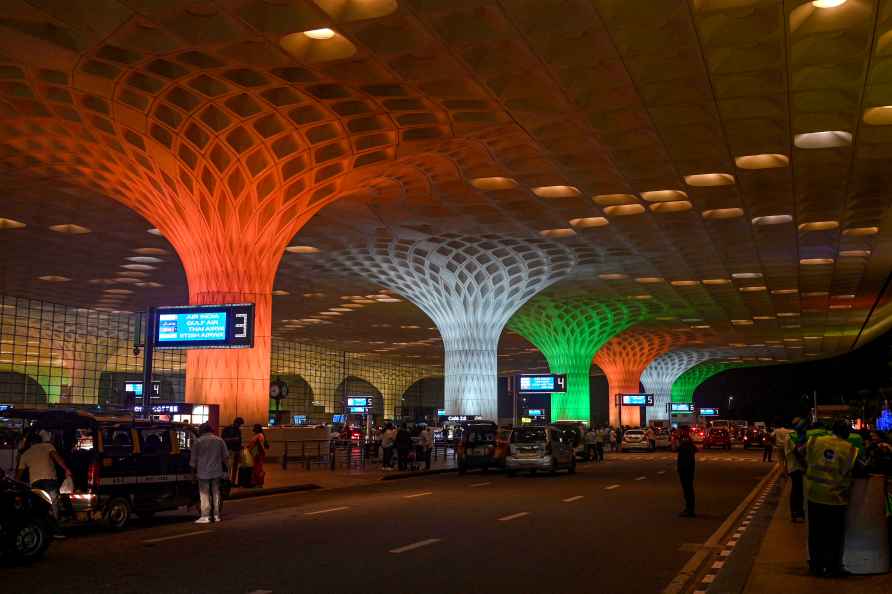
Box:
[11,518,50,562]
[104,497,131,530]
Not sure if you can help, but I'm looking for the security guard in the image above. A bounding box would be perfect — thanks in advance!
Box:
[804,420,858,577]
[784,417,808,522]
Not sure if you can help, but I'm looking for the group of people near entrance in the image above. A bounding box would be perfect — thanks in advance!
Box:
[379,423,434,471]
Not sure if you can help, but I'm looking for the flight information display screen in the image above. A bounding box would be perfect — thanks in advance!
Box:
[620,393,655,406]
[153,304,254,350]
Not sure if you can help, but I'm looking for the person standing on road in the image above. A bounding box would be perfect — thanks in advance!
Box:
[676,429,697,517]
[763,426,775,462]
[395,423,412,471]
[17,429,72,537]
[419,424,434,470]
[804,420,858,577]
[583,427,597,461]
[785,417,808,522]
[381,424,396,470]
[645,426,657,451]
[221,417,244,485]
[190,423,229,524]
[607,427,616,452]
[595,426,605,462]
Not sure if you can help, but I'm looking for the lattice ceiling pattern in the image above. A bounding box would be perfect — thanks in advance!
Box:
[1,0,892,373]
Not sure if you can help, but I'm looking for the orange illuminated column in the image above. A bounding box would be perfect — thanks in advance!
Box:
[593,329,685,427]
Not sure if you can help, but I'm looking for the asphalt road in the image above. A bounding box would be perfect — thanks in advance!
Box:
[5,449,773,594]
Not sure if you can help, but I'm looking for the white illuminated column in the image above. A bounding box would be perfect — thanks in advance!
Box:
[331,236,575,420]
[641,349,722,420]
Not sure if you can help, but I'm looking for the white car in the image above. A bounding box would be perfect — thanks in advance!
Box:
[654,430,671,449]
[621,429,650,452]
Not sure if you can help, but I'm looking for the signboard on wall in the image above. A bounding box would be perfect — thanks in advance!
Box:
[698,407,719,416]
[153,303,255,350]
[620,393,655,406]
[670,403,694,413]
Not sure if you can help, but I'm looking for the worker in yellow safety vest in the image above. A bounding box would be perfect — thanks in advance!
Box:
[804,420,858,578]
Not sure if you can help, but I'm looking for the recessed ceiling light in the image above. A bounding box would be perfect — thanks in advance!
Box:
[752,215,792,226]
[842,226,879,236]
[117,271,150,278]
[650,200,692,213]
[734,154,789,170]
[303,28,336,40]
[670,280,700,286]
[739,286,767,292]
[640,190,687,202]
[731,320,753,325]
[126,256,164,264]
[812,0,847,7]
[569,217,609,229]
[863,106,892,126]
[104,288,133,295]
[285,245,320,254]
[794,130,852,149]
[272,290,290,296]
[49,224,90,234]
[532,185,581,198]
[132,247,169,255]
[777,312,800,317]
[112,277,141,284]
[603,204,646,216]
[331,307,352,312]
[802,291,829,297]
[147,228,163,236]
[470,177,518,190]
[683,173,735,187]
[121,264,156,270]
[831,294,855,300]
[135,282,163,288]
[598,273,628,280]
[839,250,870,257]
[829,304,852,310]
[593,194,637,206]
[37,275,70,282]
[798,221,839,232]
[771,288,798,295]
[800,258,834,265]
[319,311,342,316]
[702,278,731,285]
[630,294,652,300]
[635,277,663,284]
[753,315,775,320]
[732,272,762,279]
[702,208,744,220]
[692,324,711,329]
[0,217,26,229]
[539,228,576,238]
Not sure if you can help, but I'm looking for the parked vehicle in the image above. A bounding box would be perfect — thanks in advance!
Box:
[505,426,576,476]
[704,428,732,449]
[3,408,202,531]
[620,429,650,452]
[742,427,765,449]
[653,429,671,449]
[0,469,54,563]
[690,426,706,445]
[551,421,586,459]
[455,421,500,474]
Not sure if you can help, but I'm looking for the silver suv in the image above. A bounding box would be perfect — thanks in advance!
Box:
[506,425,576,476]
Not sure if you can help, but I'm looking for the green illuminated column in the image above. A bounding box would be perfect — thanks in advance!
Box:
[509,295,658,423]
[670,360,744,403]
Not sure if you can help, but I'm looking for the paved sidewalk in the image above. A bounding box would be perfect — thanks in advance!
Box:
[743,479,892,594]
[229,454,457,497]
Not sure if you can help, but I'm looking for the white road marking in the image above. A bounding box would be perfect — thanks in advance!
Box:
[605,484,621,490]
[389,538,442,554]
[563,496,583,502]
[635,476,647,481]
[403,492,433,499]
[143,530,212,545]
[469,482,492,488]
[304,506,350,516]
[498,512,530,522]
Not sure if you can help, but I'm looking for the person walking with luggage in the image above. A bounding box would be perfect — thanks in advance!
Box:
[804,420,858,577]
[676,428,697,517]
[419,425,434,470]
[190,423,229,524]
[221,417,244,485]
[395,423,412,471]
[381,424,396,470]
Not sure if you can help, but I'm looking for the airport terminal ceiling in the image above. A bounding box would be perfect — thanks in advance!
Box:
[2,0,892,379]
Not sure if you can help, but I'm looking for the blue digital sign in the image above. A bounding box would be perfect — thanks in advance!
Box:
[153,304,254,350]
[699,407,719,416]
[527,409,545,417]
[621,393,655,406]
[518,374,567,394]
[437,409,446,416]
[670,403,694,413]
[347,397,372,407]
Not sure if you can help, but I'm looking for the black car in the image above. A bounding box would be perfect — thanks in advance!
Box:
[4,408,203,530]
[455,421,499,474]
[0,469,54,563]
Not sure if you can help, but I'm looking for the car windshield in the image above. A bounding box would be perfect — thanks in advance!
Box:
[512,428,546,443]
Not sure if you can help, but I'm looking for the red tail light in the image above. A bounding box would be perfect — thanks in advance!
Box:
[87,461,101,492]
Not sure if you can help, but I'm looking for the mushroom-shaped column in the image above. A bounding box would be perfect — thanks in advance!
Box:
[642,350,719,421]
[593,329,684,427]
[670,360,745,404]
[509,295,657,423]
[331,236,575,420]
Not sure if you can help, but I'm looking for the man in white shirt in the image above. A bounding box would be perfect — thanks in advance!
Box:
[17,430,72,534]
[190,423,229,524]
[419,426,434,470]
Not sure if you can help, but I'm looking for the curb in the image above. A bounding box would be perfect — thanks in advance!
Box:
[380,467,458,481]
[227,483,322,500]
